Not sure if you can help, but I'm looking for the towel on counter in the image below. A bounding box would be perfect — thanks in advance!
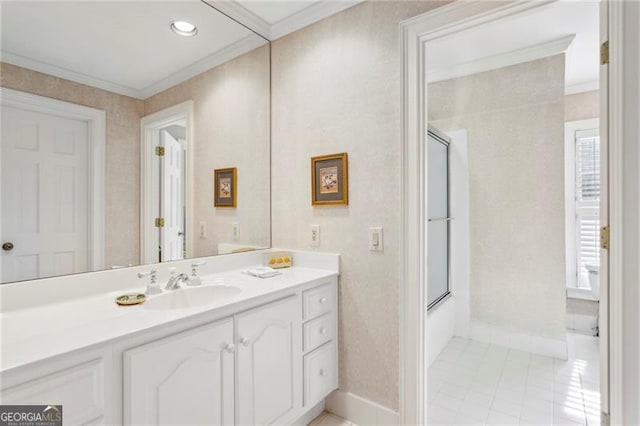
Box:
[243,266,282,278]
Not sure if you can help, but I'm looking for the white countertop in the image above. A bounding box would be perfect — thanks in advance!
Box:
[0,266,337,373]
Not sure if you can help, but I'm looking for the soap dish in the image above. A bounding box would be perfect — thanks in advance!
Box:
[115,293,146,306]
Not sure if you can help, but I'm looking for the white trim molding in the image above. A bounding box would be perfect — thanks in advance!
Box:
[1,35,266,100]
[206,0,363,41]
[605,0,640,424]
[0,87,106,271]
[326,390,398,425]
[566,80,600,95]
[428,34,575,84]
[140,101,195,264]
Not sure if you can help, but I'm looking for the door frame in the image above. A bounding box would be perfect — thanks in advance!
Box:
[140,101,194,264]
[0,87,106,272]
[399,1,625,424]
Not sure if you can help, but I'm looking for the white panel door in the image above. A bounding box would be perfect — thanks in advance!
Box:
[236,296,301,425]
[124,318,234,425]
[160,130,183,262]
[1,105,88,282]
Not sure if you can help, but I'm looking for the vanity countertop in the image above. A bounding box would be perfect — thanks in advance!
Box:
[0,266,337,373]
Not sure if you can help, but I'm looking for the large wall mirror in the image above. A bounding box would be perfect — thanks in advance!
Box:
[0,0,271,284]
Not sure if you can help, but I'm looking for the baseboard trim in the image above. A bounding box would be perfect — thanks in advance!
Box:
[293,400,325,426]
[470,322,568,359]
[326,389,398,425]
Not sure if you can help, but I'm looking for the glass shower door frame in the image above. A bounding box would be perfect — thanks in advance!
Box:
[427,126,451,310]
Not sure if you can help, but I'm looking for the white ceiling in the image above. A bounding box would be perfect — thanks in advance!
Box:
[0,0,359,98]
[426,1,600,94]
[0,1,265,99]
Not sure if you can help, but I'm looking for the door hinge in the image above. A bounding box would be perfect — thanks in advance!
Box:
[155,218,165,228]
[155,146,165,156]
[600,40,609,65]
[600,225,610,250]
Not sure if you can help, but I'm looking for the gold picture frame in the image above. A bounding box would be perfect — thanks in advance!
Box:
[214,167,237,207]
[311,153,348,206]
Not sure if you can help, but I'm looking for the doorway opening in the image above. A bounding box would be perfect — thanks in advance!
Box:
[141,101,193,264]
[400,1,614,424]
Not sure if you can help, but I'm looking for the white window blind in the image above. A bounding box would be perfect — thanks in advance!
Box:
[575,129,600,288]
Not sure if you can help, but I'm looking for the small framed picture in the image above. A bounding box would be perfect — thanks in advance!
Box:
[214,167,237,207]
[311,153,348,206]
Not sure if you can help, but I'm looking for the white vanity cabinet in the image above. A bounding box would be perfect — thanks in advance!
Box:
[301,282,338,408]
[236,296,301,425]
[124,318,235,425]
[0,346,112,425]
[123,295,302,425]
[0,271,339,426]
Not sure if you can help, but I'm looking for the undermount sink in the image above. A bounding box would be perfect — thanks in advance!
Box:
[144,285,242,310]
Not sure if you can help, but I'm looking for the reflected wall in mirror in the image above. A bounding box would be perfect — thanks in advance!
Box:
[0,1,271,284]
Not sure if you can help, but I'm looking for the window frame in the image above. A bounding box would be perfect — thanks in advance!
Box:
[564,118,599,300]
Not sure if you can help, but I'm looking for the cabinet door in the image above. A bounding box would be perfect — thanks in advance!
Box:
[124,318,234,425]
[236,296,301,425]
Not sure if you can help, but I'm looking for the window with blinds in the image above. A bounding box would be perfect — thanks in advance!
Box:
[574,129,600,288]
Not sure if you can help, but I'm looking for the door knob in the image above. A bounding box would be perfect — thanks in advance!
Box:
[2,242,14,251]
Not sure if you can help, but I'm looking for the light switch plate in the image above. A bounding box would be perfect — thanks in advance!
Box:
[369,227,383,252]
[232,222,239,240]
[199,221,207,239]
[310,224,320,247]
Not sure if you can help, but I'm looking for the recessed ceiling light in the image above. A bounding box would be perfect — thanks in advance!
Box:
[170,20,197,37]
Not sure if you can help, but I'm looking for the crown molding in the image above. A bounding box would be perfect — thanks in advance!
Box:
[204,0,271,40]
[269,0,364,40]
[138,34,266,99]
[206,0,363,41]
[1,50,141,99]
[1,34,265,100]
[427,34,576,84]
[565,80,599,95]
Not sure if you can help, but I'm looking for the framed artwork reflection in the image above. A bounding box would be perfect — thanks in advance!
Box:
[311,153,348,206]
[214,167,237,207]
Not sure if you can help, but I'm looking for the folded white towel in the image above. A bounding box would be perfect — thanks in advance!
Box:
[243,266,282,278]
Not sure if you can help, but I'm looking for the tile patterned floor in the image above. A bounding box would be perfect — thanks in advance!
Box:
[427,333,600,425]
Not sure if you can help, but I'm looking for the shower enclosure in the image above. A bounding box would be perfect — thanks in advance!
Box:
[427,126,451,309]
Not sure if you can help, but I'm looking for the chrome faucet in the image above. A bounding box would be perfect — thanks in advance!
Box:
[165,272,190,290]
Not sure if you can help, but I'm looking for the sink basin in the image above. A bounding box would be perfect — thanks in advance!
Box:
[144,285,242,310]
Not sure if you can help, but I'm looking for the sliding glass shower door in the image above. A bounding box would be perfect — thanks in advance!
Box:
[427,126,451,309]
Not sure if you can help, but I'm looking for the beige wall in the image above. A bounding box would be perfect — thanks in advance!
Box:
[565,90,599,122]
[144,45,271,256]
[428,55,567,341]
[271,0,448,411]
[1,62,143,267]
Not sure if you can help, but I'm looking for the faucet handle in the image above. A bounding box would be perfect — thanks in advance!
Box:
[188,261,206,286]
[138,269,161,295]
[137,269,157,284]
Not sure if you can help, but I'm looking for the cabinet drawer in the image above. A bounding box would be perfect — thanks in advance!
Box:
[303,313,334,352]
[303,282,335,321]
[304,341,337,407]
